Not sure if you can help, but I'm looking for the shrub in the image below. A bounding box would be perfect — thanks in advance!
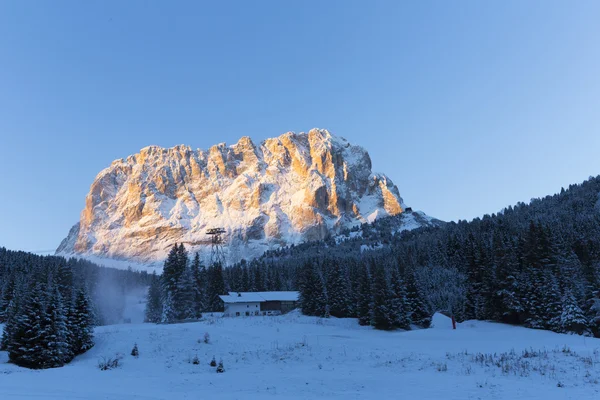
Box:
[204,332,210,344]
[131,344,139,357]
[210,356,217,367]
[98,355,123,370]
[192,355,200,365]
[216,359,224,373]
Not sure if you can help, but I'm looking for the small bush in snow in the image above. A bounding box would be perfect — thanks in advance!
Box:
[210,356,217,367]
[131,343,139,357]
[216,359,224,373]
[98,355,123,370]
[192,355,200,365]
[436,362,448,372]
[204,332,210,344]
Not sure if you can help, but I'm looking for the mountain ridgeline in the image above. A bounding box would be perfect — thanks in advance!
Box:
[57,129,422,267]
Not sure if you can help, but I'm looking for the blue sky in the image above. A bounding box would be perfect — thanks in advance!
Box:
[1,1,600,252]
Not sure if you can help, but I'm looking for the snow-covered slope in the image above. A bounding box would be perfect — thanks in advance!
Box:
[57,129,430,269]
[1,314,599,399]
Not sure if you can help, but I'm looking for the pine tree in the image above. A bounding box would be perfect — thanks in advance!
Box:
[8,287,46,368]
[161,244,180,301]
[298,261,328,317]
[0,292,21,351]
[144,272,163,323]
[161,291,177,323]
[71,288,95,354]
[40,287,71,368]
[541,270,562,331]
[370,262,394,330]
[587,288,600,337]
[206,263,226,312]
[356,264,372,326]
[176,264,196,320]
[325,260,350,318]
[560,291,590,335]
[389,268,411,330]
[131,343,139,357]
[190,253,205,318]
[298,261,317,316]
[0,278,15,323]
[405,270,431,328]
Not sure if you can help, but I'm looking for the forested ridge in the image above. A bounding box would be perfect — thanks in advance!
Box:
[219,176,600,336]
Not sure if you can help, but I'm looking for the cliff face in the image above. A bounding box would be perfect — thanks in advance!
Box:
[57,129,407,265]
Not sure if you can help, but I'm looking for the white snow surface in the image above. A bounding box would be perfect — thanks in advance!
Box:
[220,291,299,303]
[1,314,599,399]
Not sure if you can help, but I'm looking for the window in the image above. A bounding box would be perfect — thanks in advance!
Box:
[247,305,249,308]
[255,311,259,316]
[255,304,258,307]
[236,312,240,317]
[245,311,249,316]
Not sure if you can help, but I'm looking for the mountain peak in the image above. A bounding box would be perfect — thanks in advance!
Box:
[57,129,415,268]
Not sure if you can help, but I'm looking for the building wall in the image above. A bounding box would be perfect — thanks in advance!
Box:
[224,302,261,317]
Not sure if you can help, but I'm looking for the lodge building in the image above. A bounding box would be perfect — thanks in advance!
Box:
[219,291,299,317]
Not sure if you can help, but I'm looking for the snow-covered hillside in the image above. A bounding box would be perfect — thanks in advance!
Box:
[1,314,599,399]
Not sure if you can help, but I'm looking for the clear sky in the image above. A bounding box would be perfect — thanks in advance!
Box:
[1,1,600,253]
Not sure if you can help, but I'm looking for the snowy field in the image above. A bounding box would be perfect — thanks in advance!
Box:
[1,313,599,400]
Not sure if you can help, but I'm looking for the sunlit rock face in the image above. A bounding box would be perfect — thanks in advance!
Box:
[57,129,406,265]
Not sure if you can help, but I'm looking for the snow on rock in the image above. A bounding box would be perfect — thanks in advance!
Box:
[56,129,425,271]
[1,316,599,399]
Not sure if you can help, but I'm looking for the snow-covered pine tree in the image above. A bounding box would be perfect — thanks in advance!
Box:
[131,343,139,357]
[405,269,431,328]
[0,278,15,323]
[0,290,21,351]
[298,261,317,316]
[389,267,411,330]
[161,244,180,304]
[144,272,163,323]
[521,222,547,329]
[8,287,46,368]
[206,263,226,312]
[298,261,328,317]
[71,287,95,354]
[40,286,71,368]
[491,233,523,324]
[369,262,394,330]
[161,291,177,324]
[356,263,372,326]
[542,270,562,331]
[190,253,205,318]
[588,288,600,337]
[176,263,196,320]
[325,259,350,318]
[560,291,590,335]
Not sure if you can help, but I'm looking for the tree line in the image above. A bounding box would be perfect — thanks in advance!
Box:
[146,176,600,337]
[0,248,150,369]
[222,176,600,336]
[144,244,227,323]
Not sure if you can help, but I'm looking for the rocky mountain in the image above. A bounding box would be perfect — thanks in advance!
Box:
[57,129,432,268]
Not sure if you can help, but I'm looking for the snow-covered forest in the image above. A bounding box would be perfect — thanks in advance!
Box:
[144,176,600,337]
[0,249,150,368]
